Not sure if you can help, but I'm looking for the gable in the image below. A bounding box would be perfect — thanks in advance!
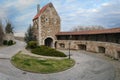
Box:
[33,2,60,21]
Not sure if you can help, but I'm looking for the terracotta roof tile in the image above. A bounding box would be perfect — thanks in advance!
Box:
[33,3,51,20]
[56,27,120,36]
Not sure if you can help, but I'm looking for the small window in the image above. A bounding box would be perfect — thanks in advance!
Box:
[46,18,49,22]
[59,43,65,48]
[78,44,86,50]
[98,46,105,53]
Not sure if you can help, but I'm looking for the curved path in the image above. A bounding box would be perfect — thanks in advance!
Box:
[0,41,115,80]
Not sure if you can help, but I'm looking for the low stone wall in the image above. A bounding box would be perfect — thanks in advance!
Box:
[4,33,15,41]
[57,40,120,60]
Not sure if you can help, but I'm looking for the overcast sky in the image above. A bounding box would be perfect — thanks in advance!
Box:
[0,0,120,36]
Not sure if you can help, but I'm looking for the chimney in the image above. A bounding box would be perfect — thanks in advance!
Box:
[37,4,40,14]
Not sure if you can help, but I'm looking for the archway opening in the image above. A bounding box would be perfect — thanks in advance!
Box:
[98,46,105,53]
[44,38,53,47]
[78,44,86,50]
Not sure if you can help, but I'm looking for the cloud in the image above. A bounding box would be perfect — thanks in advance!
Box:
[0,0,120,32]
[14,32,25,37]
[101,3,111,7]
[91,1,120,28]
[0,0,42,32]
[0,10,6,19]
[53,0,120,31]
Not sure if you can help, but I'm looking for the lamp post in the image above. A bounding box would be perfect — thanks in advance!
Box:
[68,41,70,59]
[68,35,72,59]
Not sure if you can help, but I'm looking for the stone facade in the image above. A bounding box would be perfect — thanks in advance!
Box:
[33,3,60,47]
[57,40,120,60]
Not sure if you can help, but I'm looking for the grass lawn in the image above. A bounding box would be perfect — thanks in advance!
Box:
[11,52,75,74]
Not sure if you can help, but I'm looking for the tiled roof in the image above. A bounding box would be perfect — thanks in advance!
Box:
[33,3,51,20]
[56,27,120,36]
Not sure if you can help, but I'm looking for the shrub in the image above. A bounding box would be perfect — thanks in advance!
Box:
[3,40,15,46]
[3,40,8,45]
[8,40,13,46]
[27,41,38,49]
[32,46,67,57]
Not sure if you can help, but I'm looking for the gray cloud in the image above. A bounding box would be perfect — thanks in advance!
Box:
[92,1,120,28]
[58,0,120,31]
[1,0,120,33]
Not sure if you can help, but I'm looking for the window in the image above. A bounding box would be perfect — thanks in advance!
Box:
[45,17,49,22]
[98,46,105,53]
[78,44,86,50]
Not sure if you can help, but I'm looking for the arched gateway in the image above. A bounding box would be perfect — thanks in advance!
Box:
[44,38,53,47]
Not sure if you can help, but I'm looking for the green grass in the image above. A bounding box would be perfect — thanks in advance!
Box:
[11,52,75,74]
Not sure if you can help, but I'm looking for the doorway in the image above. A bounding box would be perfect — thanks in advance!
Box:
[44,38,53,47]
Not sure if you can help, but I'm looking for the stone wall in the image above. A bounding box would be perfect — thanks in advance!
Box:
[57,40,120,60]
[4,33,14,41]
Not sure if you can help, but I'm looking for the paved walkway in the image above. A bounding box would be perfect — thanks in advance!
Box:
[0,41,115,80]
[0,40,25,59]
[81,50,120,80]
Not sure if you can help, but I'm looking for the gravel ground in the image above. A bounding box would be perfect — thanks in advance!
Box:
[0,41,116,80]
[79,50,120,80]
[0,46,6,49]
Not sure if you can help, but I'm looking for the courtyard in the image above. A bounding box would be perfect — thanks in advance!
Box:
[0,40,119,80]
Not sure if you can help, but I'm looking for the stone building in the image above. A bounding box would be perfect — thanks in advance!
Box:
[33,2,120,60]
[33,2,60,47]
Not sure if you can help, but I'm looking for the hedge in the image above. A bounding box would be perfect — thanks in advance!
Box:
[26,41,38,49]
[31,46,67,57]
[3,40,14,46]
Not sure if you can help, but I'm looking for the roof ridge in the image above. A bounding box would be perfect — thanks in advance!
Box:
[33,2,52,20]
[56,27,120,35]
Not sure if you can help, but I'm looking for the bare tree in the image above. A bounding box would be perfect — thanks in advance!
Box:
[71,25,105,31]
[0,20,4,45]
[5,20,14,34]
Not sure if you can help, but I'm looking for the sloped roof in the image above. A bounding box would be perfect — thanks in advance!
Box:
[33,3,52,20]
[56,27,120,36]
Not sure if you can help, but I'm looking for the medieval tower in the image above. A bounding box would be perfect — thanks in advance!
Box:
[33,2,60,47]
